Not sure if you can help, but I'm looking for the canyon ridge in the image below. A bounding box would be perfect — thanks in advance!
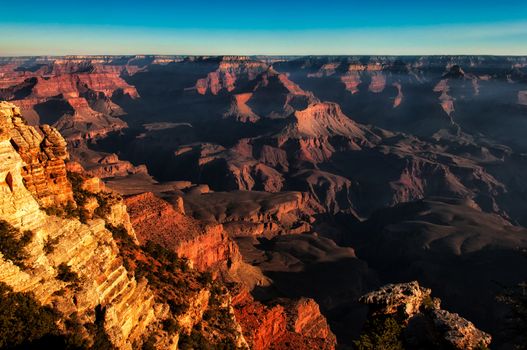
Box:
[0,55,526,349]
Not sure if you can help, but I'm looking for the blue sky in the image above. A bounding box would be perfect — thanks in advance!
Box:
[1,0,526,55]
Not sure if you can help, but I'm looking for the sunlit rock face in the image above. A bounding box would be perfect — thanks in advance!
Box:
[1,101,74,208]
[0,60,138,140]
[124,191,242,272]
[195,56,269,95]
[0,102,163,349]
[231,287,337,350]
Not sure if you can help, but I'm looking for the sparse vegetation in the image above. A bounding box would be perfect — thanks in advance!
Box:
[162,317,179,334]
[94,191,119,218]
[422,295,437,310]
[44,235,60,254]
[43,172,121,224]
[199,271,213,286]
[63,312,90,349]
[106,224,134,246]
[179,327,238,350]
[353,316,405,350]
[68,171,121,218]
[497,281,527,349]
[110,233,244,349]
[178,328,214,350]
[0,282,61,348]
[141,334,157,350]
[57,263,79,283]
[89,305,117,350]
[0,220,33,268]
[43,201,89,224]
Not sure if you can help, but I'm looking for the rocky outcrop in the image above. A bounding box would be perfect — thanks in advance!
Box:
[53,96,128,140]
[232,288,287,350]
[359,281,434,319]
[368,72,387,93]
[340,69,361,94]
[1,101,74,207]
[433,79,456,116]
[0,60,138,142]
[183,190,314,238]
[222,66,317,121]
[224,93,260,122]
[69,146,148,179]
[290,102,366,139]
[232,288,336,350]
[291,169,357,214]
[431,309,492,350]
[125,192,241,271]
[308,63,341,78]
[359,282,492,350]
[286,298,336,341]
[0,101,252,349]
[0,102,163,349]
[195,56,268,95]
[0,103,264,350]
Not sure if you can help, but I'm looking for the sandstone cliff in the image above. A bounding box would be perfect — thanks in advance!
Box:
[0,101,247,349]
[124,191,242,272]
[195,56,268,95]
[0,102,161,349]
[2,102,74,208]
[231,287,336,350]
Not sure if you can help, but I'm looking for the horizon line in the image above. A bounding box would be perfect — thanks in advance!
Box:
[2,53,527,58]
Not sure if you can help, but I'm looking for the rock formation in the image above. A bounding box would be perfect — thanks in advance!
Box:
[195,56,268,95]
[359,281,492,350]
[232,287,337,350]
[0,101,248,349]
[0,102,162,349]
[182,190,314,238]
[125,191,242,272]
[1,101,74,207]
[1,62,138,140]
[2,55,527,349]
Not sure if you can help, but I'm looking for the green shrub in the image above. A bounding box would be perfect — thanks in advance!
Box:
[43,205,65,217]
[94,192,115,218]
[497,281,527,348]
[44,236,60,254]
[141,334,157,350]
[90,305,116,350]
[67,171,121,222]
[57,263,79,283]
[0,220,33,268]
[178,329,214,350]
[199,272,213,286]
[43,202,87,224]
[63,312,90,349]
[106,224,134,245]
[0,282,61,348]
[167,298,190,315]
[162,317,179,334]
[354,316,405,350]
[141,240,188,272]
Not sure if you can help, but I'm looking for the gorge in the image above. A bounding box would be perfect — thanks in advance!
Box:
[0,55,526,349]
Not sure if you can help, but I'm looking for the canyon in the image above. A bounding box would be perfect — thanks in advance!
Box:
[1,55,527,349]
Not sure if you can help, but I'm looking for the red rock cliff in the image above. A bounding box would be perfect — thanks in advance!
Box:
[125,192,241,271]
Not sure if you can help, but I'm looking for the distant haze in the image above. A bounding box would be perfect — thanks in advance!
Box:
[1,0,527,55]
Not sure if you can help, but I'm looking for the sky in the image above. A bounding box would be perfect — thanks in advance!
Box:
[1,0,526,56]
